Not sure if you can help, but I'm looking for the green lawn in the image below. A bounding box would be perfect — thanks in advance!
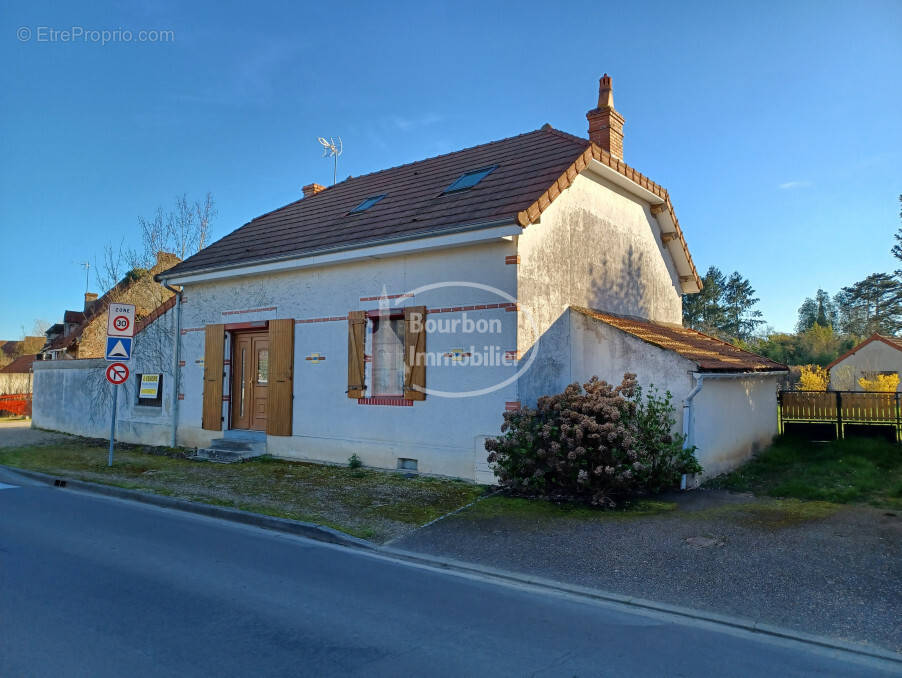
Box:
[707,435,902,509]
[0,443,484,543]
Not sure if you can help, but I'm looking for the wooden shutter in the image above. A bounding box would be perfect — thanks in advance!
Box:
[404,306,427,401]
[202,324,224,430]
[267,318,294,436]
[347,311,366,398]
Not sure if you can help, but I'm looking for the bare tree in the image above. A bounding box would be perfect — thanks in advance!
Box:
[96,192,216,290]
[165,192,216,261]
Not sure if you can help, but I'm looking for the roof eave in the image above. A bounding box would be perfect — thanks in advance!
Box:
[158,218,521,285]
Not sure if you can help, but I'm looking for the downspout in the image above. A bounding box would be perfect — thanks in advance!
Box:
[681,374,707,490]
[164,282,182,448]
[680,370,789,489]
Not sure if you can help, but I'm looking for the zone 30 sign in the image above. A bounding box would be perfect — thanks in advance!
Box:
[107,303,136,338]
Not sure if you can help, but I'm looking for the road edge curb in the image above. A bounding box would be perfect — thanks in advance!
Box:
[4,464,899,666]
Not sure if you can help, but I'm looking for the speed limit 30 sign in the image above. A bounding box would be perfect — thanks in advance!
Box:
[107,303,136,337]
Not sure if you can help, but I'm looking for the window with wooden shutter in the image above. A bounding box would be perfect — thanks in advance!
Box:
[347,311,367,398]
[202,324,225,430]
[403,306,427,401]
[267,318,294,436]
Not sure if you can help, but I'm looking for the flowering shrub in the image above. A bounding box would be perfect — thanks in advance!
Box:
[485,374,701,507]
[797,364,829,391]
[857,373,900,392]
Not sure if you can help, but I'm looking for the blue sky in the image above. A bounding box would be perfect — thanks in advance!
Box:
[1,0,900,339]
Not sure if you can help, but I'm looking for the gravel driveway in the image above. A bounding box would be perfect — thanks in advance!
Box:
[393,489,902,653]
[0,421,75,448]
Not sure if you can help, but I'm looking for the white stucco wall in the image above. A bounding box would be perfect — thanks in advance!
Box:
[690,376,779,477]
[829,340,902,391]
[177,241,519,480]
[31,307,177,446]
[516,171,683,361]
[33,359,112,439]
[518,308,778,478]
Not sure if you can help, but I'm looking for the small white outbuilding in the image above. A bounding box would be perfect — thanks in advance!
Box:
[828,334,902,391]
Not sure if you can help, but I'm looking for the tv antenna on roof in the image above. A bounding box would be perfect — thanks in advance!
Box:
[79,261,91,293]
[317,136,343,186]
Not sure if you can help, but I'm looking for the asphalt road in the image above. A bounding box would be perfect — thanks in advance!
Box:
[0,472,898,678]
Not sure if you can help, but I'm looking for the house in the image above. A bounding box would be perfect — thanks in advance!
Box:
[34,75,786,480]
[827,334,902,391]
[0,353,36,394]
[0,354,36,418]
[0,337,43,368]
[40,252,180,360]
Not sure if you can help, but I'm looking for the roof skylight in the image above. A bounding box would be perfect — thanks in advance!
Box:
[443,165,497,193]
[349,194,386,214]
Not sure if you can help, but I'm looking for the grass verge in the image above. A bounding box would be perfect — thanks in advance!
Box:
[706,435,902,509]
[459,495,678,521]
[0,443,484,543]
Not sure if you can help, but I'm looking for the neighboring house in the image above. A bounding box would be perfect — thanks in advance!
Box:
[41,252,180,360]
[0,354,36,395]
[128,74,787,481]
[827,334,902,391]
[0,337,43,368]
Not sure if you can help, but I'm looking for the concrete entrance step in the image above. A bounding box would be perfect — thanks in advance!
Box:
[194,432,266,463]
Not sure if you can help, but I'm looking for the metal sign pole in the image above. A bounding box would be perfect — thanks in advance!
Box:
[108,382,118,466]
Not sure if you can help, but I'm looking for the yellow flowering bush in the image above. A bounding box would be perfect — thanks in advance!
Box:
[797,364,829,391]
[857,373,900,392]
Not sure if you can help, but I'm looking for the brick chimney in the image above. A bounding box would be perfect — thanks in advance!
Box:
[84,292,98,312]
[586,74,625,159]
[303,183,327,198]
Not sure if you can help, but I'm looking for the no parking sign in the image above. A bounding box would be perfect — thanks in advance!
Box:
[105,362,130,385]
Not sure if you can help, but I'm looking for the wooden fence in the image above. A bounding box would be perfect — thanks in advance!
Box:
[778,390,900,440]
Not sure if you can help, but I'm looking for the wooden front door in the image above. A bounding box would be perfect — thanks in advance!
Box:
[231,331,269,431]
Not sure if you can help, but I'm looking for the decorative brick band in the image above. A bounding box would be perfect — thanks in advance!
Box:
[223,359,231,366]
[505,401,521,411]
[505,255,521,265]
[178,360,186,367]
[222,395,230,402]
[505,304,520,312]
[181,327,205,334]
[357,396,413,407]
[359,293,415,302]
[428,302,516,314]
[221,306,277,317]
[177,393,184,400]
[285,304,517,325]
[295,316,346,324]
[504,350,520,361]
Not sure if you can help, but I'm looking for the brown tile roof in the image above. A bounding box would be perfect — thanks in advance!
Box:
[572,307,787,373]
[63,310,85,324]
[134,295,177,335]
[162,127,701,288]
[0,354,36,374]
[46,255,179,353]
[825,333,902,370]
